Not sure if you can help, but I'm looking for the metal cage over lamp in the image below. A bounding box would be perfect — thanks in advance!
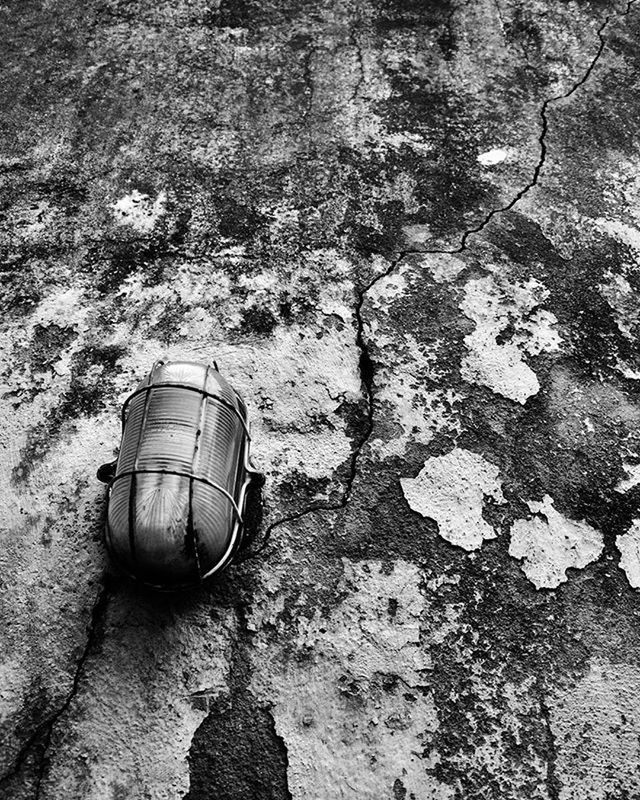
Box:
[98,360,260,590]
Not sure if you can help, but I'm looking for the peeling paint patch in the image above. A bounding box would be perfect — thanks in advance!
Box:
[112,190,167,233]
[32,288,89,333]
[550,658,640,799]
[477,147,510,166]
[615,462,640,493]
[460,276,561,404]
[420,252,467,284]
[509,496,603,589]
[616,520,640,588]
[600,271,639,341]
[400,448,506,551]
[596,218,640,256]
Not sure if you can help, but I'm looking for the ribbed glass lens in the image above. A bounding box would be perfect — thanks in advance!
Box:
[105,361,251,589]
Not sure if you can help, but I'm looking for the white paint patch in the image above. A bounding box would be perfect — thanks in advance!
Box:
[32,287,89,332]
[599,271,639,340]
[550,658,640,799]
[477,147,510,166]
[615,462,640,493]
[509,495,603,589]
[616,360,640,380]
[616,520,640,588]
[368,264,409,306]
[598,267,640,382]
[400,448,506,551]
[460,275,561,404]
[420,252,467,283]
[595,217,640,255]
[402,223,432,245]
[112,190,166,233]
[384,131,434,154]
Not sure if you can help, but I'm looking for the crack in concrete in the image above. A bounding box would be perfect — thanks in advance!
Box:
[538,687,561,800]
[32,728,53,800]
[456,0,636,251]
[0,584,110,797]
[240,254,405,560]
[349,29,365,102]
[239,0,637,562]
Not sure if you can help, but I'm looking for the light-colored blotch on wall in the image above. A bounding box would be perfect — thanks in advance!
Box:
[364,258,462,458]
[509,495,603,589]
[421,252,467,283]
[616,520,640,588]
[550,658,640,799]
[477,147,510,166]
[615,462,640,493]
[460,275,561,404]
[112,190,167,233]
[400,448,506,551]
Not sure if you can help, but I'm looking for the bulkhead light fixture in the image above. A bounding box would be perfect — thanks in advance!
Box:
[98,360,261,590]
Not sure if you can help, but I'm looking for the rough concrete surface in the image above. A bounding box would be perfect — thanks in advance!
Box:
[2,0,640,797]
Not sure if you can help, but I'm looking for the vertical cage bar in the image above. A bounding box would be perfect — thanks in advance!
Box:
[128,362,159,560]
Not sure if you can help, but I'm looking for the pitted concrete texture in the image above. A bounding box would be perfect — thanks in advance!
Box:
[3,1,640,798]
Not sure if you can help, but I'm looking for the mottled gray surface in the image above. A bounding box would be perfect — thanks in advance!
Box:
[2,0,640,797]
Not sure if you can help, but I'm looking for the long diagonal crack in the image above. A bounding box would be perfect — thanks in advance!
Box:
[0,584,110,794]
[243,0,636,559]
[240,254,405,560]
[456,2,634,250]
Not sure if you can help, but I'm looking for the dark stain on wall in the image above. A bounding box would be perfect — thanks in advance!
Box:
[12,343,127,484]
[186,697,291,800]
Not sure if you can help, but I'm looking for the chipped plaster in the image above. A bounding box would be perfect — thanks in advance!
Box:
[509,496,604,589]
[615,462,640,493]
[477,147,511,166]
[112,190,167,233]
[400,448,506,551]
[616,520,640,589]
[460,275,561,404]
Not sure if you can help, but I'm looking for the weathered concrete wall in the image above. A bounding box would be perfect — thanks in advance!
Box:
[2,0,640,797]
